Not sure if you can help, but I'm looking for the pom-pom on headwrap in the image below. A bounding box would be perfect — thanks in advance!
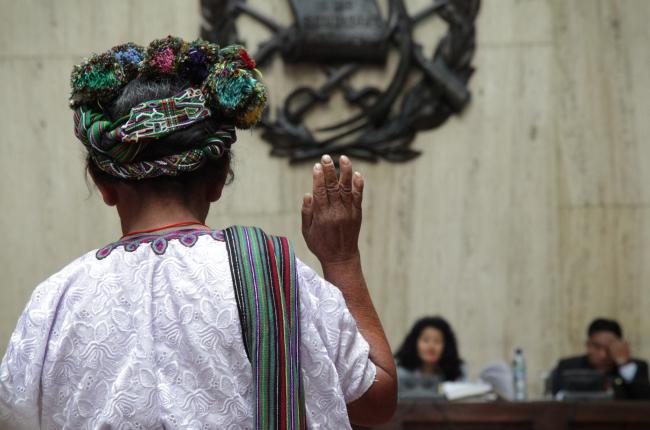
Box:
[69,43,145,108]
[112,43,145,76]
[69,36,268,180]
[139,36,186,77]
[203,45,267,129]
[180,39,220,84]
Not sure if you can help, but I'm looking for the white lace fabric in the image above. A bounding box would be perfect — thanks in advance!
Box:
[0,232,376,429]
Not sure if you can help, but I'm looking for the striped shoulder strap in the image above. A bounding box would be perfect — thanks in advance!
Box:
[223,225,307,430]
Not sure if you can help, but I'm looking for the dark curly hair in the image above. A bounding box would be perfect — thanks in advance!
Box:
[395,316,464,381]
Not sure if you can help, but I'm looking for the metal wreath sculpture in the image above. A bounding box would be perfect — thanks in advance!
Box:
[201,0,480,163]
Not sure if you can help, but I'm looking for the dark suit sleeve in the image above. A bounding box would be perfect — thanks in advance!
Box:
[620,360,650,400]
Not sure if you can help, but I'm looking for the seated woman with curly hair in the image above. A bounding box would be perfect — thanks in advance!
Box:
[395,316,465,394]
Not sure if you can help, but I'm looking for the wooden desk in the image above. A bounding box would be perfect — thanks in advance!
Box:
[364,401,650,430]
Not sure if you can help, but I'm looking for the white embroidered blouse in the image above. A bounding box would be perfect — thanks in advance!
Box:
[0,229,376,429]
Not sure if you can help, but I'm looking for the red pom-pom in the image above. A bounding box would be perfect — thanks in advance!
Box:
[238,48,256,70]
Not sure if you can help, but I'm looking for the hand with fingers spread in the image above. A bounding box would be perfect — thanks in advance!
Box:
[300,154,397,426]
[301,154,364,266]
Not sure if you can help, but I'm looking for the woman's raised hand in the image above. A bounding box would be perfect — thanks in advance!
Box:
[302,155,397,425]
[301,154,364,266]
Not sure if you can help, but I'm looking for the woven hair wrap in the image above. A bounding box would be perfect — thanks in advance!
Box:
[70,37,267,180]
[73,88,236,180]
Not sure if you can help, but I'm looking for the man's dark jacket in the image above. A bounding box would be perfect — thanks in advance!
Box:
[552,355,650,400]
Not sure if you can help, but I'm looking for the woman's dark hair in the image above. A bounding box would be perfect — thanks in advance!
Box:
[87,77,233,193]
[395,316,463,381]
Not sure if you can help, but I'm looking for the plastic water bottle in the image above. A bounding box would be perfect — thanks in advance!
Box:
[512,348,527,401]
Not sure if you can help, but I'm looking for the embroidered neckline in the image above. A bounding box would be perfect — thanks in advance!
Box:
[96,228,224,260]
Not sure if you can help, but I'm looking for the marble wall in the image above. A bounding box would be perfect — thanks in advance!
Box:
[1,0,649,397]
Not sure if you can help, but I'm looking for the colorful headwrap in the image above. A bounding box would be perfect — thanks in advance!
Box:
[70,36,267,180]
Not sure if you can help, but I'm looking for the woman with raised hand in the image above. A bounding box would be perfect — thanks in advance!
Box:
[0,36,396,429]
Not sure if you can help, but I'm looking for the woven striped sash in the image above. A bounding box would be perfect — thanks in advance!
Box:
[224,226,307,430]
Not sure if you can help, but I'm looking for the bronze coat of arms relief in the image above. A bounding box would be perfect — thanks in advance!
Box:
[201,0,480,163]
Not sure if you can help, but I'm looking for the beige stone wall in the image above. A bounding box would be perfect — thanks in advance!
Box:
[1,0,649,397]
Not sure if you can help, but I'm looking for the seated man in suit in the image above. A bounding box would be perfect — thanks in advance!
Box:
[552,318,650,399]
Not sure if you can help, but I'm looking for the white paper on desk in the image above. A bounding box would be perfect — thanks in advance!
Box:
[480,361,514,400]
[440,381,493,401]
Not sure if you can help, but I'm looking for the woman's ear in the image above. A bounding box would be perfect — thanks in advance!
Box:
[205,166,229,203]
[206,177,226,203]
[88,166,119,206]
[95,180,119,206]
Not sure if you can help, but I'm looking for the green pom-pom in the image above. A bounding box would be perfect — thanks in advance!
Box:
[70,53,125,108]
[215,67,255,109]
[76,64,120,90]
[69,43,144,108]
[203,45,267,128]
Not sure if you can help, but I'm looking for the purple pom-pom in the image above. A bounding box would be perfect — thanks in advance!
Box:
[189,48,207,64]
[180,47,210,83]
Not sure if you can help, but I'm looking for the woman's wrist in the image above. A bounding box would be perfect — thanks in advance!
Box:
[320,252,362,276]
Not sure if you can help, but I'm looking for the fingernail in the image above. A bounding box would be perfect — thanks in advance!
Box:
[303,193,313,204]
[322,154,332,164]
[354,172,363,186]
[340,155,349,165]
[314,163,322,171]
